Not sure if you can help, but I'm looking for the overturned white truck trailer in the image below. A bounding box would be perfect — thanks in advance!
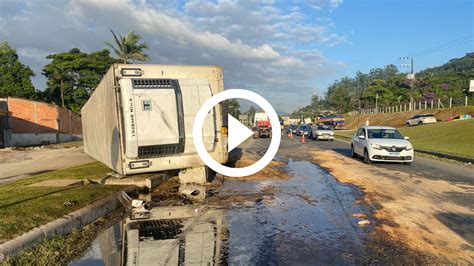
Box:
[81,64,228,183]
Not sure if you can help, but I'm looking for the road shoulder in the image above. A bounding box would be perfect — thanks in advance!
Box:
[309,149,474,263]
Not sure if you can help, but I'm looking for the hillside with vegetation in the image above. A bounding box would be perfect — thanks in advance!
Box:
[290,53,474,118]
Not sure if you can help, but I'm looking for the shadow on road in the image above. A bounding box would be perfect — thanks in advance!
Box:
[436,212,474,245]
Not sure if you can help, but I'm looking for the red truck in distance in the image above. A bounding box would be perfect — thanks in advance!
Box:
[252,111,271,138]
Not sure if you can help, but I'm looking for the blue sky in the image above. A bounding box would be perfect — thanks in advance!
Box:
[0,0,472,113]
[313,0,474,91]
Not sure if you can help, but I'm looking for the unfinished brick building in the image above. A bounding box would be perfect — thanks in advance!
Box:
[0,97,82,147]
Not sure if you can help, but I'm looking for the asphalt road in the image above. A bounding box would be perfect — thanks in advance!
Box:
[0,146,94,184]
[293,135,474,185]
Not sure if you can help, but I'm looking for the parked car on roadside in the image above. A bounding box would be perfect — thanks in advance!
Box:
[447,114,472,122]
[296,124,311,136]
[405,114,437,126]
[310,124,334,141]
[351,126,414,165]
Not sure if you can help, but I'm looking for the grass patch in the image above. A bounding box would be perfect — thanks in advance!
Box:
[1,210,124,266]
[334,130,354,140]
[0,162,124,243]
[400,120,474,159]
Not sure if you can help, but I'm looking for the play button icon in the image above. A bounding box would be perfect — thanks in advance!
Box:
[227,114,254,152]
[193,89,281,177]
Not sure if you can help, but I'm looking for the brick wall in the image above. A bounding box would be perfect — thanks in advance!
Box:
[7,97,82,135]
[57,107,83,135]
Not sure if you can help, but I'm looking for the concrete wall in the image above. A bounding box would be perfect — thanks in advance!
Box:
[1,97,83,147]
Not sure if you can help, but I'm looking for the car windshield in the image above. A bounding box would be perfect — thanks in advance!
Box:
[317,125,331,130]
[300,125,310,130]
[290,125,297,129]
[367,129,404,139]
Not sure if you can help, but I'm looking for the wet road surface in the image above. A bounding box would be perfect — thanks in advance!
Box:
[72,158,379,265]
[222,159,373,264]
[72,136,465,265]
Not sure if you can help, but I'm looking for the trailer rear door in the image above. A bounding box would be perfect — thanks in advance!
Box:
[179,78,216,153]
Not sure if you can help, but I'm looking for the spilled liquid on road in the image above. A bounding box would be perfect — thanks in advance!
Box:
[71,160,373,265]
[222,159,372,264]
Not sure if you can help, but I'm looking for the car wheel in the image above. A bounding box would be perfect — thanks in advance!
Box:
[418,121,423,126]
[363,149,372,164]
[351,145,356,158]
[406,123,411,127]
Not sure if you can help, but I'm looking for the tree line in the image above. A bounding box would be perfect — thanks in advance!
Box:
[291,53,473,118]
[0,30,149,113]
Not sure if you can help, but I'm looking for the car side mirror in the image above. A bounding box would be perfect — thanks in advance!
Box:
[358,135,365,140]
[404,136,410,140]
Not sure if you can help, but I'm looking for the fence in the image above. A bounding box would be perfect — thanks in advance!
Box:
[349,96,474,116]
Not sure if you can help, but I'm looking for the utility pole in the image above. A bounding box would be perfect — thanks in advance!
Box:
[375,93,379,112]
[400,57,415,115]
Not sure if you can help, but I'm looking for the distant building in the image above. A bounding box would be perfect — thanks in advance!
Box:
[288,118,300,125]
[0,97,82,147]
[281,116,290,126]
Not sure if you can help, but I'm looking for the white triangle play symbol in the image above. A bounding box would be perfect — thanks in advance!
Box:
[228,114,254,152]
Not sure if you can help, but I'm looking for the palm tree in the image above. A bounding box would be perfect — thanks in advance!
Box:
[105,30,150,63]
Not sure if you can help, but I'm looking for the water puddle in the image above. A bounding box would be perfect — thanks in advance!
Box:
[71,159,373,265]
[70,222,122,266]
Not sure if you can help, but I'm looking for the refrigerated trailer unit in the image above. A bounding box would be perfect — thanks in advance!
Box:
[81,64,228,180]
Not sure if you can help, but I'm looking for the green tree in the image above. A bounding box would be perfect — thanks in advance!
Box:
[226,99,241,118]
[363,79,394,106]
[42,48,117,112]
[246,106,257,122]
[105,30,150,63]
[0,42,36,98]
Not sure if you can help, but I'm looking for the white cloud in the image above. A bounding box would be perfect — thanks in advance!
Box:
[0,0,347,113]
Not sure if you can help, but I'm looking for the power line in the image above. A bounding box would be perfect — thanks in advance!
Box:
[410,34,474,57]
[412,34,473,55]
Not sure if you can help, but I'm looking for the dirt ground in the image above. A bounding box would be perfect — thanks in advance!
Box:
[0,144,94,184]
[309,149,474,263]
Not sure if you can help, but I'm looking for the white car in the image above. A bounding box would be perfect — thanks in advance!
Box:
[351,126,414,164]
[311,124,334,141]
[405,114,437,127]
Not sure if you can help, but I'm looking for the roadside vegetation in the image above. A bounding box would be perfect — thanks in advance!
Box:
[0,162,124,243]
[0,29,149,113]
[334,119,474,159]
[290,53,473,118]
[2,210,124,265]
